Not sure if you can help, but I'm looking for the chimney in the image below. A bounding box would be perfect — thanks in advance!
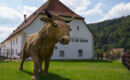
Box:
[24,14,27,22]
[33,12,37,15]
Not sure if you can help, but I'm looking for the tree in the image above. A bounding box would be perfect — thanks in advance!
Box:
[94,49,103,59]
[89,15,130,52]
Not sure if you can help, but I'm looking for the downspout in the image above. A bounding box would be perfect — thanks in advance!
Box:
[10,39,12,60]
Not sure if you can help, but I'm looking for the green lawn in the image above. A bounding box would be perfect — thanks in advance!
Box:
[0,60,129,80]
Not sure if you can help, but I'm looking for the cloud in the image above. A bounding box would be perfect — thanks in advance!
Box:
[0,26,16,33]
[60,0,103,23]
[0,5,38,20]
[22,6,38,17]
[0,26,16,43]
[100,2,130,21]
[0,5,38,42]
[78,2,104,16]
[60,0,90,15]
[0,6,22,19]
[61,0,90,11]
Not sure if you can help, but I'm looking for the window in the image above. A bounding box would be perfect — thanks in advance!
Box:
[86,40,88,42]
[13,39,15,44]
[18,53,21,56]
[16,49,17,55]
[77,26,79,31]
[78,49,83,57]
[12,49,14,56]
[70,28,72,31]
[76,39,79,42]
[55,46,57,50]
[71,39,75,42]
[16,38,18,44]
[60,50,64,57]
[80,39,88,43]
[11,40,12,44]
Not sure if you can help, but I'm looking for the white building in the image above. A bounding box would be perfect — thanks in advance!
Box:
[1,0,94,60]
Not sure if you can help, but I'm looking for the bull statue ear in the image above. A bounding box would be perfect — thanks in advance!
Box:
[45,9,52,18]
[40,17,52,23]
[65,20,72,23]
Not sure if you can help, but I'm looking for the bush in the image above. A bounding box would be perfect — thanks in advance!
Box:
[94,49,103,59]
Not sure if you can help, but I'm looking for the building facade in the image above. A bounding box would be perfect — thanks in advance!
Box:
[1,0,94,60]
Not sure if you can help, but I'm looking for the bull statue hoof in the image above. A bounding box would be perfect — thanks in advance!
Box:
[31,75,40,80]
[42,71,49,76]
[18,67,23,71]
[38,69,43,73]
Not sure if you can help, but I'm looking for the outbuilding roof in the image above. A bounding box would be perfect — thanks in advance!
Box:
[2,0,84,43]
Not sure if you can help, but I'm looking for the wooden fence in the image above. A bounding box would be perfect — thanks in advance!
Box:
[122,53,130,70]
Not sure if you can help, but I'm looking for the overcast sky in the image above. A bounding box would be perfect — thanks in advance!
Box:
[0,0,130,43]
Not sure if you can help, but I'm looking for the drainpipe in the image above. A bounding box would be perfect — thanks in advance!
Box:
[10,39,12,60]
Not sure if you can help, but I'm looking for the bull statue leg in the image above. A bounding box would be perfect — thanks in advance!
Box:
[38,59,43,72]
[18,42,29,71]
[43,58,50,75]
[42,49,53,75]
[18,51,29,71]
[18,58,25,70]
[31,56,40,80]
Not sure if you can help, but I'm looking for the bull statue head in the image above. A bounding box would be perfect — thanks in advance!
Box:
[40,9,71,44]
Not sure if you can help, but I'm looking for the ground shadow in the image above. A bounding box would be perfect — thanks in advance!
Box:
[51,59,111,63]
[23,70,70,80]
[39,73,70,80]
[23,70,33,75]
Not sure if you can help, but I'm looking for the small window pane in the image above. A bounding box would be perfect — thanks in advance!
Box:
[16,38,17,44]
[55,46,57,50]
[76,39,79,42]
[77,26,79,31]
[60,50,64,57]
[78,49,83,57]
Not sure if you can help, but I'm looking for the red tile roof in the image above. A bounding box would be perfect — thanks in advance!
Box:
[2,0,84,43]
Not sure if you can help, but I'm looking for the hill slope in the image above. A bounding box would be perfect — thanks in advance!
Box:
[88,15,130,52]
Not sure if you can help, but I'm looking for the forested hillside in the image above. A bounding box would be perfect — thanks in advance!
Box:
[88,15,130,52]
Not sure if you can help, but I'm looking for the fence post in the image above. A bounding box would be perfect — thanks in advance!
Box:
[122,53,130,70]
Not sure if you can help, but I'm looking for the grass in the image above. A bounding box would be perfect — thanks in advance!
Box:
[0,60,130,80]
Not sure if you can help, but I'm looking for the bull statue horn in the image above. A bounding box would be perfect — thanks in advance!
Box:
[45,0,52,18]
[45,9,52,18]
[65,15,75,23]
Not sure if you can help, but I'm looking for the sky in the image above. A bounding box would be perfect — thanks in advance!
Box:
[0,0,130,43]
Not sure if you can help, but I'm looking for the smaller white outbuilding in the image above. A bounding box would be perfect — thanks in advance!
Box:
[0,0,94,60]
